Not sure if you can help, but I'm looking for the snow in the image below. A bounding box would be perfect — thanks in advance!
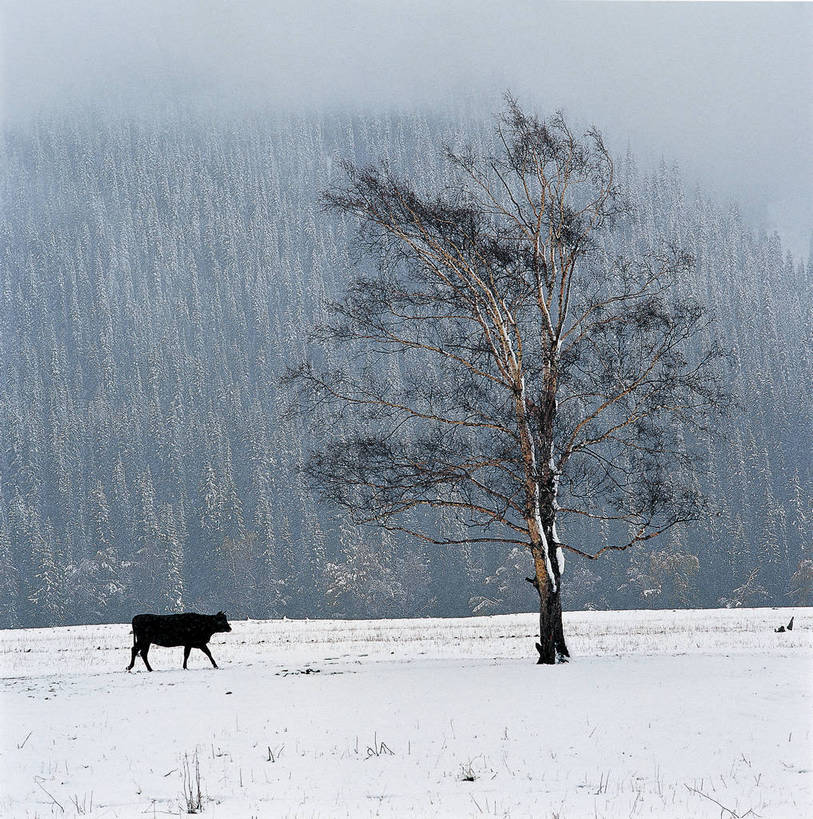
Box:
[1,608,810,818]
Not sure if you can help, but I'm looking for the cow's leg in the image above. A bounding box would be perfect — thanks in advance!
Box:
[127,644,139,671]
[140,643,153,672]
[198,644,218,668]
[183,645,192,669]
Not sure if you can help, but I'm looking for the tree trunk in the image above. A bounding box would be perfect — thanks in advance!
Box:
[531,359,569,664]
[532,547,570,664]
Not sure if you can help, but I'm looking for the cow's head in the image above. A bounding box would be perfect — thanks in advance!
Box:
[214,611,232,633]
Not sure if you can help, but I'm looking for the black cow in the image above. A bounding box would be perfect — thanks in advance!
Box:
[126,611,232,672]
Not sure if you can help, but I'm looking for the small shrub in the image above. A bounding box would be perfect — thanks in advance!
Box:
[180,751,204,814]
[365,733,394,758]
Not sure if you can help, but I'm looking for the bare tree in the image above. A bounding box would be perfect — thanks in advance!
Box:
[287,98,727,663]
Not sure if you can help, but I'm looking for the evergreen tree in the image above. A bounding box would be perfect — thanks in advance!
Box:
[0,492,21,627]
[29,515,67,626]
[86,480,124,620]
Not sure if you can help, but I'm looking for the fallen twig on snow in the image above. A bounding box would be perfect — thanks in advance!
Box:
[685,784,759,818]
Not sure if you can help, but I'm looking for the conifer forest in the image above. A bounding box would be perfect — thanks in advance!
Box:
[1,104,810,628]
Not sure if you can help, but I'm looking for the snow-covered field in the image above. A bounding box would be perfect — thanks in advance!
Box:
[1,608,810,818]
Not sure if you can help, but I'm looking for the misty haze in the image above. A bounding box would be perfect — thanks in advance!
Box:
[1,2,810,817]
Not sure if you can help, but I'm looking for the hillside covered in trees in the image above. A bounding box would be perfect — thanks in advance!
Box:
[1,105,809,628]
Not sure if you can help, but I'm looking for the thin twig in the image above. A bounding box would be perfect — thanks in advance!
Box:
[684,784,757,818]
[34,777,64,812]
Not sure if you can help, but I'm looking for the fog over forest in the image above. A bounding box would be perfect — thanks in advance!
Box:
[5,0,811,256]
[1,2,810,627]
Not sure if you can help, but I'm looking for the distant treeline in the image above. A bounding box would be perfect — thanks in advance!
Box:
[0,106,809,628]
